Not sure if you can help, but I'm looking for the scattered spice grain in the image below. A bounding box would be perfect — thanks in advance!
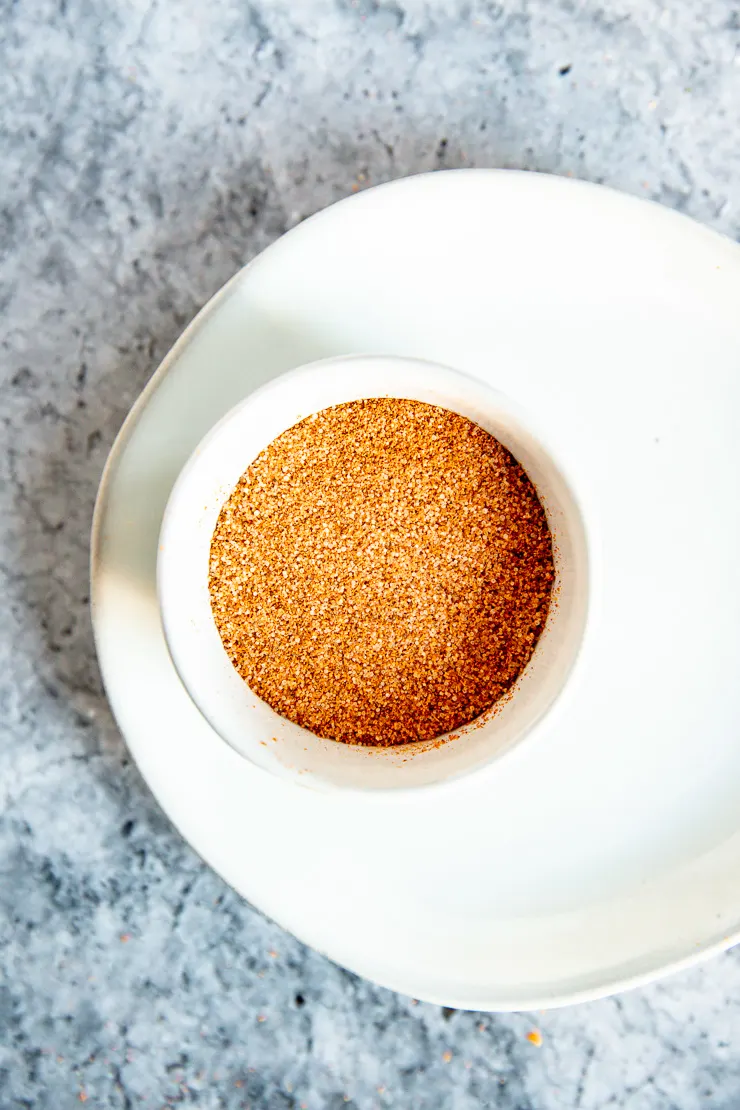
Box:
[208,398,554,746]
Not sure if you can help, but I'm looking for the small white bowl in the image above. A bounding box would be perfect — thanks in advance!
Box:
[157,354,589,792]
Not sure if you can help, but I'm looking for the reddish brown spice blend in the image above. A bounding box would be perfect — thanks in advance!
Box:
[208,398,554,746]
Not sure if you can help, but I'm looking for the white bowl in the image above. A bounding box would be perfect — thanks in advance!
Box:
[157,354,589,792]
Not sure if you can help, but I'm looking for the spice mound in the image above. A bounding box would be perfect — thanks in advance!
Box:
[209,399,554,746]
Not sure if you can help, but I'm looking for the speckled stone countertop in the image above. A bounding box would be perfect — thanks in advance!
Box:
[2,2,740,1107]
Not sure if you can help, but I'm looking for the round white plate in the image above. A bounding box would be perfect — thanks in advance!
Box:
[92,170,740,1010]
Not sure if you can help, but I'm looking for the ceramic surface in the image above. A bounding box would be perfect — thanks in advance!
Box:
[93,169,740,1010]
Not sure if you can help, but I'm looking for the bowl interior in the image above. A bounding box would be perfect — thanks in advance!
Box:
[157,354,589,791]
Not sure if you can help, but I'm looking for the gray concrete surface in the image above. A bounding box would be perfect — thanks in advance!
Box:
[2,2,740,1106]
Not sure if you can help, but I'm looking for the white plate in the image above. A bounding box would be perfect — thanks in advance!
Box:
[91,169,740,1010]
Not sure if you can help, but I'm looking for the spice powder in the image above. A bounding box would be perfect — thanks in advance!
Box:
[208,398,555,746]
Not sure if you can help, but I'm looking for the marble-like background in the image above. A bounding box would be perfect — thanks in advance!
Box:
[2,1,740,1106]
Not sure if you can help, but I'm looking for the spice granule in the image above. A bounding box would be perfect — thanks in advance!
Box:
[209,398,554,745]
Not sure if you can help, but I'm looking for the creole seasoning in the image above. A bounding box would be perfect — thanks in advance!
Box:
[208,399,554,746]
